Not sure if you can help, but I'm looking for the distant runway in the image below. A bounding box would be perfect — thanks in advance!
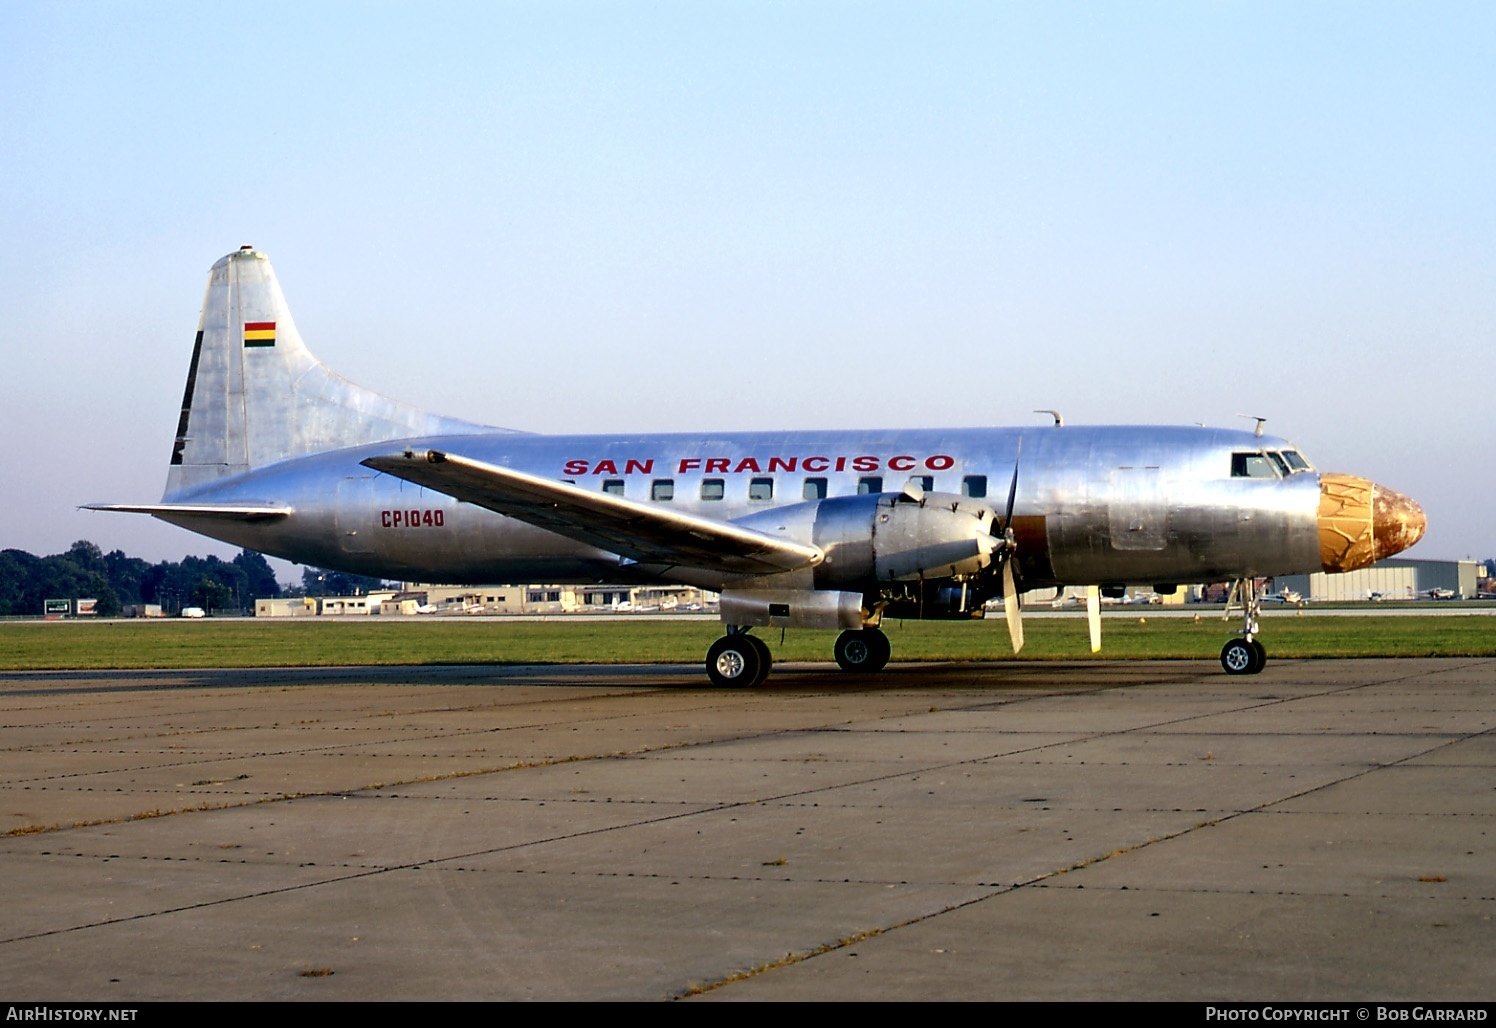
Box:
[0,658,1490,1001]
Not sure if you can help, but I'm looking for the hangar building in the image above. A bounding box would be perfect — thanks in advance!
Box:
[1276,559,1481,602]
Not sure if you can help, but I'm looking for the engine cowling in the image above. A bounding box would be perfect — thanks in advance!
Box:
[736,491,1000,592]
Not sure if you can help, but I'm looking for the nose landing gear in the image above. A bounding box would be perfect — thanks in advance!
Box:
[1220,636,1267,675]
[1221,578,1268,675]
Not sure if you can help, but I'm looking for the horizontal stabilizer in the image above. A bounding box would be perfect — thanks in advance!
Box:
[361,449,822,576]
[82,503,292,522]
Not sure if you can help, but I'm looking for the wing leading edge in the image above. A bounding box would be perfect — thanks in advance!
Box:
[360,449,823,576]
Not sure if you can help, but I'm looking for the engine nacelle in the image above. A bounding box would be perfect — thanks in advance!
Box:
[735,491,1000,593]
[719,588,865,630]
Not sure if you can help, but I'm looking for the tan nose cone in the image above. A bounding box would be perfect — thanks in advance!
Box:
[1318,474,1427,573]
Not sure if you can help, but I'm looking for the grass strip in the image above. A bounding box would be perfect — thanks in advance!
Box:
[1,614,1492,671]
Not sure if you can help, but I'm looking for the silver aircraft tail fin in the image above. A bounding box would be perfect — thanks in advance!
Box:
[164,247,499,500]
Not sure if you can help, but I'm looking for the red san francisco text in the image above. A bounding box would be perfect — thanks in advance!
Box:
[560,455,956,477]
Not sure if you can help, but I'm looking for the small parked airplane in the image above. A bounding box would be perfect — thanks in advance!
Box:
[88,247,1426,684]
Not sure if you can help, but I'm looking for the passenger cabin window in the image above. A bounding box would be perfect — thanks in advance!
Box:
[803,477,827,500]
[749,477,774,501]
[912,474,934,493]
[962,475,988,498]
[857,476,883,495]
[700,478,725,501]
[650,479,674,501]
[602,479,625,496]
[1230,453,1278,479]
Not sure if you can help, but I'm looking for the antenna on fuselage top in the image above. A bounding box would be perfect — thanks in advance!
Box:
[1236,414,1267,437]
[1035,409,1064,427]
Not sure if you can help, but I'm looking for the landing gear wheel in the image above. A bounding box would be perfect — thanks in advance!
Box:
[1249,639,1267,673]
[834,628,891,673]
[1221,638,1264,675]
[743,634,772,687]
[706,635,770,687]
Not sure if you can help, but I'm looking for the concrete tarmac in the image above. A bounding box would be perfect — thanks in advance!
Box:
[0,657,1490,1001]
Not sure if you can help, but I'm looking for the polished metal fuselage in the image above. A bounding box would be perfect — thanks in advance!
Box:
[159,423,1323,591]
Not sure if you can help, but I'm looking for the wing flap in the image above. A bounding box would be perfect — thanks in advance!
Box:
[361,449,821,575]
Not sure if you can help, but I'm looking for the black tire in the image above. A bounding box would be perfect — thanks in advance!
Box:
[744,634,772,687]
[707,635,767,687]
[1249,639,1267,674]
[835,628,891,673]
[1221,638,1255,675]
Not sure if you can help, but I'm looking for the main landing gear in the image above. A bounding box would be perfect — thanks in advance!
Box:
[1220,578,1268,675]
[705,629,772,687]
[705,625,893,686]
[833,627,890,673]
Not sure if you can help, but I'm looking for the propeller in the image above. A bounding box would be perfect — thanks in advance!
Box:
[998,439,1023,654]
[1086,584,1102,653]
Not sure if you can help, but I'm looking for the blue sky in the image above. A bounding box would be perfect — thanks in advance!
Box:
[2,1,1491,574]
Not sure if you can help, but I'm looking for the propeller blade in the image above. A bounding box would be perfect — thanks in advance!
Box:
[992,437,1025,654]
[1003,559,1024,654]
[1003,437,1022,530]
[1086,585,1101,653]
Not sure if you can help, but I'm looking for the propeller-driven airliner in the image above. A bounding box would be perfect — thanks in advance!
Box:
[89,247,1427,685]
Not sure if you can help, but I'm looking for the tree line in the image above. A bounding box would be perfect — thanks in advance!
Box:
[0,541,398,617]
[0,541,284,617]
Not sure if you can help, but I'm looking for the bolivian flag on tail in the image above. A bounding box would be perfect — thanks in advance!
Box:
[243,321,276,347]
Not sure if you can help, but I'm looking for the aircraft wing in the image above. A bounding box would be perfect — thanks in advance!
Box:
[361,449,823,576]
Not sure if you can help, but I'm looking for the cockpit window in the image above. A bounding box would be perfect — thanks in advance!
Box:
[1266,451,1292,476]
[1231,452,1279,479]
[1280,450,1312,472]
